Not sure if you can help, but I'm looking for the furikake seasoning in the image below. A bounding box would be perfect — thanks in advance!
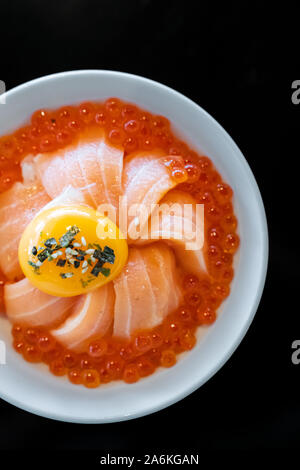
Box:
[28,225,115,286]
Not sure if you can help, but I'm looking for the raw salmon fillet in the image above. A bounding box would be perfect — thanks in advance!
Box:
[121,151,183,240]
[4,278,76,327]
[51,283,114,351]
[113,243,182,338]
[35,128,124,211]
[38,184,87,211]
[0,181,50,281]
[135,189,207,275]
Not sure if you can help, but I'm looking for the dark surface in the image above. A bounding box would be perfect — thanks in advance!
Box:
[0,0,297,454]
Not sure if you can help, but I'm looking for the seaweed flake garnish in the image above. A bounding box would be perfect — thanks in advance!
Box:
[102,246,115,264]
[44,237,57,248]
[59,225,80,248]
[56,259,66,267]
[37,248,53,263]
[93,245,115,265]
[28,224,115,282]
[91,260,111,278]
[93,249,102,260]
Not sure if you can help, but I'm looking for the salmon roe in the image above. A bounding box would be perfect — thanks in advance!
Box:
[0,98,239,388]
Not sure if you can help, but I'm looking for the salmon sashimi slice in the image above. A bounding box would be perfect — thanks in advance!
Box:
[0,181,51,281]
[35,128,124,211]
[134,189,206,275]
[38,184,88,212]
[144,243,182,315]
[113,243,182,338]
[4,278,76,327]
[51,283,114,351]
[121,151,185,240]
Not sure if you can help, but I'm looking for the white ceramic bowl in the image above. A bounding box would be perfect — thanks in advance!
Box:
[0,70,268,423]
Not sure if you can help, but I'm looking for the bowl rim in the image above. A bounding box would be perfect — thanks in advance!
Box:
[0,69,269,423]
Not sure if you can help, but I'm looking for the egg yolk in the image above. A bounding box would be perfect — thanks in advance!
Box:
[18,205,128,297]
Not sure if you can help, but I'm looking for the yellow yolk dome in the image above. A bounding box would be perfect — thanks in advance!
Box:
[18,205,128,297]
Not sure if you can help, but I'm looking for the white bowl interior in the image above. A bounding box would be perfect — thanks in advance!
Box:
[0,71,268,423]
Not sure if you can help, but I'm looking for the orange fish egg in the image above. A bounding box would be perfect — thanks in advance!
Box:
[18,204,128,297]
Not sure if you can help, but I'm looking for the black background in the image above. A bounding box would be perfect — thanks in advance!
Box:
[0,0,297,454]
